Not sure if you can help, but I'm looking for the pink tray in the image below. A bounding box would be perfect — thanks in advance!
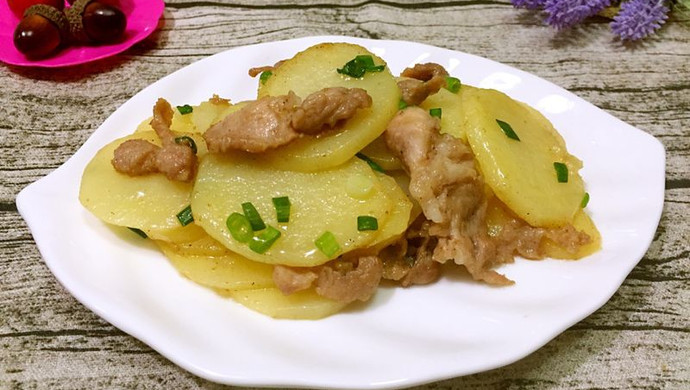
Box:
[0,0,164,67]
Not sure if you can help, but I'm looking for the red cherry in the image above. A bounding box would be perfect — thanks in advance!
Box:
[8,0,64,17]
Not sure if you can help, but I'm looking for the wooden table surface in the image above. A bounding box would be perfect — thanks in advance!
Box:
[2,1,688,389]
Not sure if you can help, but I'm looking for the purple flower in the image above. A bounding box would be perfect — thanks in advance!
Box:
[611,0,670,40]
[544,0,612,29]
[512,0,546,9]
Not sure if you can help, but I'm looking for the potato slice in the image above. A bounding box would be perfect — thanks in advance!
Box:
[464,88,585,227]
[159,233,232,257]
[79,131,206,241]
[190,100,231,134]
[135,100,234,135]
[419,84,477,142]
[158,239,348,319]
[192,154,398,266]
[157,241,275,290]
[257,42,400,171]
[364,174,413,250]
[359,135,402,171]
[221,288,349,320]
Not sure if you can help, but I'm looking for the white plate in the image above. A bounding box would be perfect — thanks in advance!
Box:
[16,36,665,389]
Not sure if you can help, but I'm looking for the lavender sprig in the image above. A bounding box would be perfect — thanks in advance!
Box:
[611,0,670,40]
[512,0,546,9]
[543,0,612,29]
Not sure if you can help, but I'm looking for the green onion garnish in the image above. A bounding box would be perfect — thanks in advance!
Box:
[315,231,340,258]
[272,196,291,223]
[242,202,266,231]
[226,212,253,243]
[177,104,193,115]
[259,70,273,85]
[174,136,197,154]
[496,119,520,141]
[581,192,590,208]
[337,55,385,78]
[249,225,281,254]
[355,152,385,173]
[176,205,194,226]
[429,108,442,118]
[445,76,462,93]
[127,227,147,238]
[554,162,569,183]
[357,216,378,231]
[398,99,408,110]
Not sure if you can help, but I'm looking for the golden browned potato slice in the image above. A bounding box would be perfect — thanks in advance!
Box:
[192,154,399,267]
[257,42,400,171]
[463,88,585,227]
[79,131,206,242]
[157,241,275,290]
[221,288,349,320]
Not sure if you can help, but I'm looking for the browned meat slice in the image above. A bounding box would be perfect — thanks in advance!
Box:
[248,60,286,77]
[272,256,383,303]
[385,106,512,285]
[111,98,198,182]
[111,139,159,176]
[204,93,301,153]
[291,87,372,134]
[150,97,175,144]
[155,143,198,182]
[491,208,592,261]
[316,256,383,303]
[380,225,440,287]
[273,265,318,295]
[398,63,449,106]
[204,87,372,154]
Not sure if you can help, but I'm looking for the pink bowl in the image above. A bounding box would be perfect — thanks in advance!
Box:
[0,0,164,67]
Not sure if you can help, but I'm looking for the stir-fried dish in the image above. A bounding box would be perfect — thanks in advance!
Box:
[79,43,600,319]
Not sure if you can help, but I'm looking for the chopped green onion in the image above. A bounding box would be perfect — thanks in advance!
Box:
[554,162,569,183]
[445,76,462,93]
[226,212,253,243]
[398,99,408,110]
[581,192,590,208]
[242,202,266,231]
[127,227,147,238]
[177,104,193,115]
[259,70,273,85]
[174,136,197,154]
[176,205,194,226]
[249,225,281,254]
[337,55,385,78]
[355,152,385,173]
[357,216,378,231]
[496,119,520,141]
[429,108,442,118]
[272,196,291,223]
[315,231,340,258]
